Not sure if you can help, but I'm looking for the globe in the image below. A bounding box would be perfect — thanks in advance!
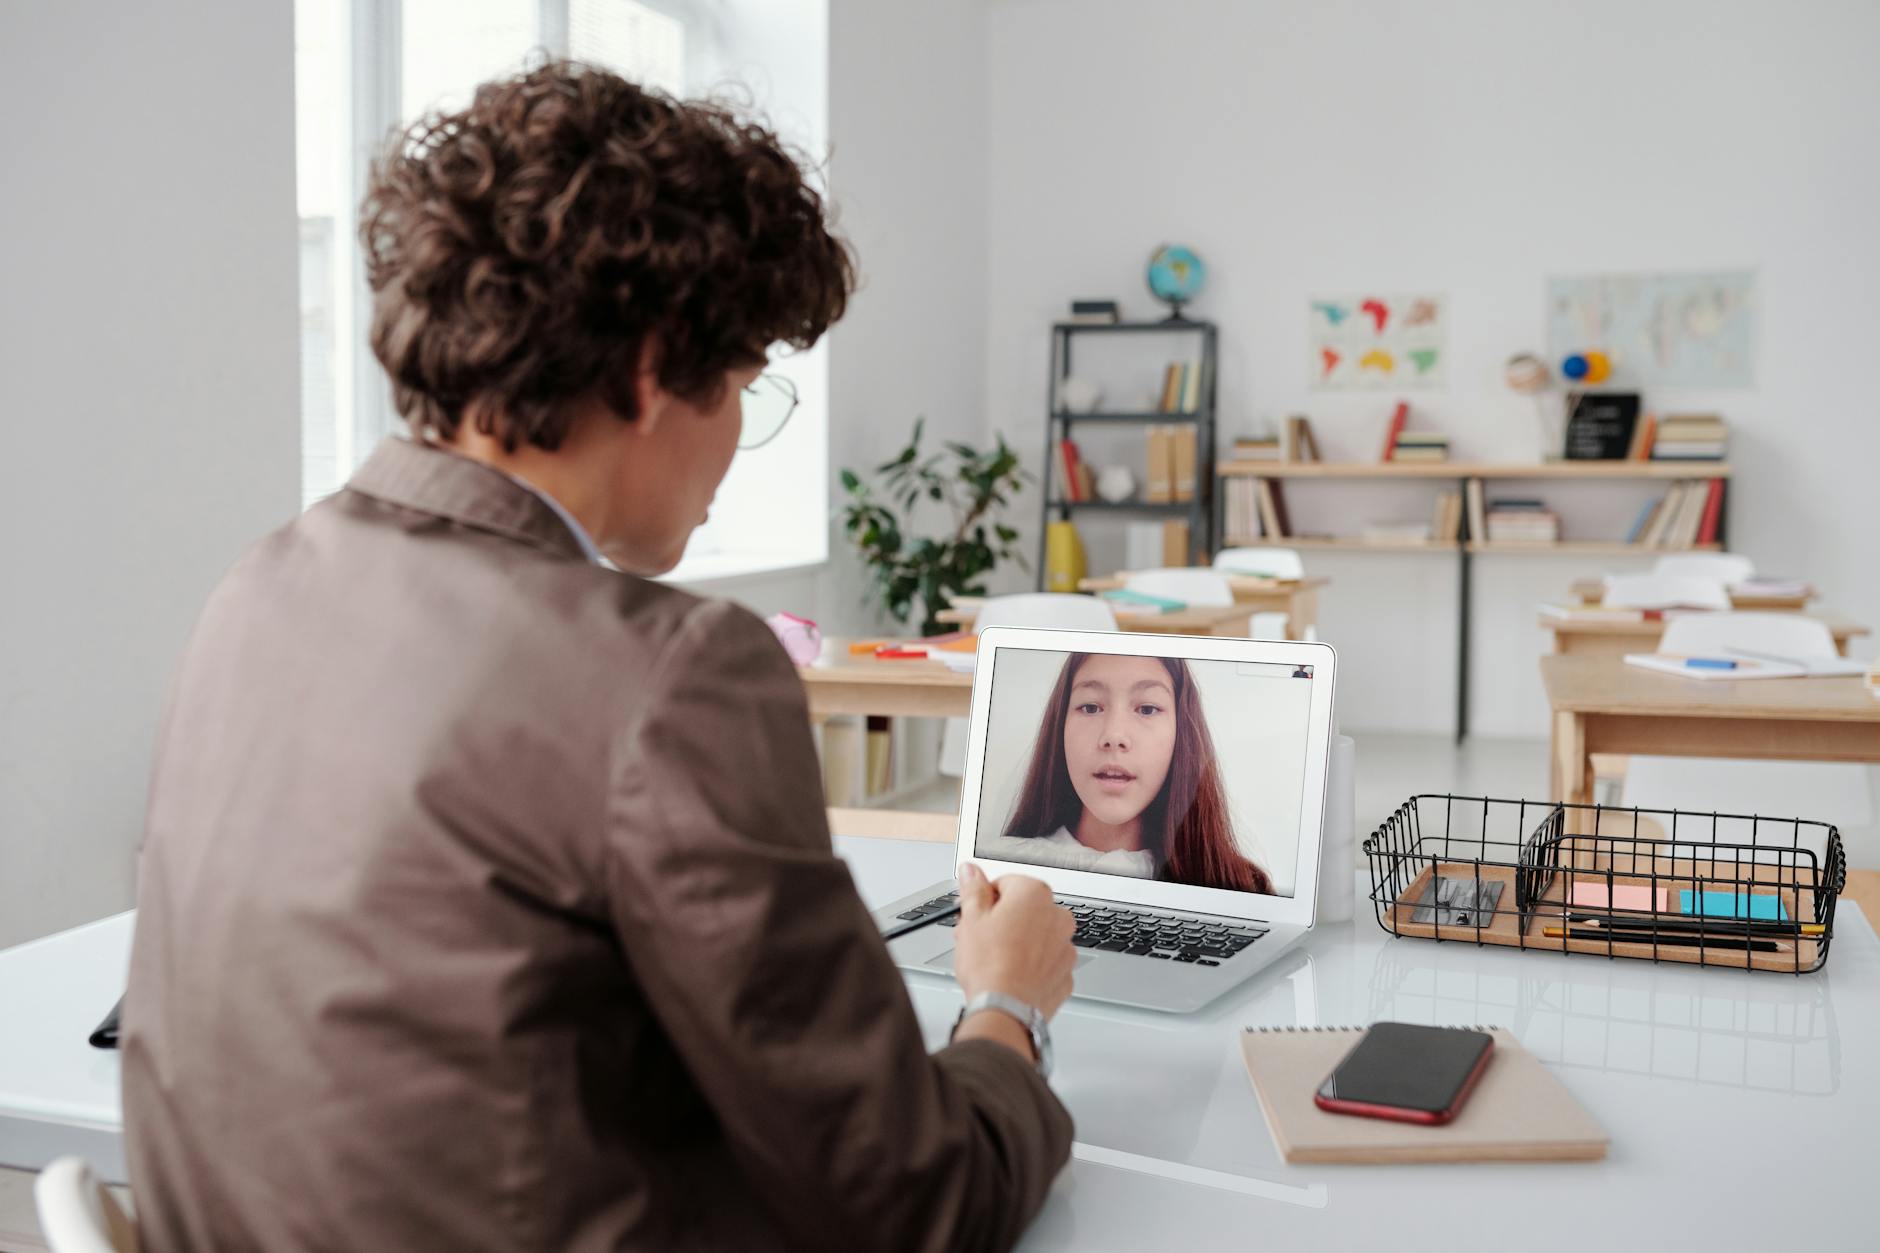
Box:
[1147,244,1206,315]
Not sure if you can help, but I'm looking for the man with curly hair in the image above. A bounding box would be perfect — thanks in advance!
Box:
[121,62,1076,1252]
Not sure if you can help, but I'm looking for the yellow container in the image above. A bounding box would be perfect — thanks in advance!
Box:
[1043,519,1087,593]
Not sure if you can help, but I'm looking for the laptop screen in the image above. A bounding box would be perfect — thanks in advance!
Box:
[973,648,1315,898]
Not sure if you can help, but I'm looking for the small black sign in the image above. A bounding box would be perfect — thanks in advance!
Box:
[1563,392,1641,460]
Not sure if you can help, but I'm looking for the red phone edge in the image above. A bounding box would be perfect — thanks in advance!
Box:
[1312,1036,1496,1126]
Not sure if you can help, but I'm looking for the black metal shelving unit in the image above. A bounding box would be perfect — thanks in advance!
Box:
[1039,318,1218,588]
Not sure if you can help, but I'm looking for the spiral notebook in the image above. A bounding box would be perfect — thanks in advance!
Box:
[1238,1026,1607,1164]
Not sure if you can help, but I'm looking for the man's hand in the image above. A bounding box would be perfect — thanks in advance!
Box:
[950,863,1075,1028]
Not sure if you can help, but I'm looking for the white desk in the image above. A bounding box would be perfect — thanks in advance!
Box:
[4,844,1877,1249]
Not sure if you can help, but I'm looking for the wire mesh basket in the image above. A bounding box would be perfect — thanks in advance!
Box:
[1364,796,1846,973]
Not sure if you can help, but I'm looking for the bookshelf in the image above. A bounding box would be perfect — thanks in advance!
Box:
[1039,318,1217,587]
[1214,458,1735,739]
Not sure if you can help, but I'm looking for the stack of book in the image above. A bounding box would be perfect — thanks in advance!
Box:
[1157,360,1203,414]
[1428,490,1463,542]
[1484,498,1560,544]
[1390,432,1451,462]
[1624,478,1726,548]
[1650,414,1729,461]
[1067,299,1119,326]
[1360,522,1434,545]
[1233,433,1283,461]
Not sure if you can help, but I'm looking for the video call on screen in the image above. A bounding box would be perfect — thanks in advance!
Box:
[973,649,1314,898]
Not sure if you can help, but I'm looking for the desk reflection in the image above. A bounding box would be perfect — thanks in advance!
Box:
[1364,939,1839,1096]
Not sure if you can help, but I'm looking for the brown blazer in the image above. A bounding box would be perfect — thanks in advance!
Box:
[122,437,1071,1252]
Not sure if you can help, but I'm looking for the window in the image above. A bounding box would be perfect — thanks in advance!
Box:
[295,0,828,580]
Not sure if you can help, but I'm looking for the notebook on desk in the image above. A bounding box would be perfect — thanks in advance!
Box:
[1239,1026,1607,1163]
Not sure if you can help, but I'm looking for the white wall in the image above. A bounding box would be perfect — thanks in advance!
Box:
[0,3,301,946]
[983,0,1880,736]
[689,0,993,639]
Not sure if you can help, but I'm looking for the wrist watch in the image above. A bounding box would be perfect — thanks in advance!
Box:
[951,991,1053,1079]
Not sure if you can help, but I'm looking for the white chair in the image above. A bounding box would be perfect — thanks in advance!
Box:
[964,593,1120,633]
[937,594,1119,777]
[34,1158,139,1253]
[1213,546,1305,580]
[1623,613,1873,835]
[1122,568,1235,607]
[1652,552,1754,587]
[1601,572,1731,611]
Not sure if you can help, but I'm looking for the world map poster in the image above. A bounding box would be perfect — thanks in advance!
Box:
[1308,293,1447,390]
[1546,270,1756,387]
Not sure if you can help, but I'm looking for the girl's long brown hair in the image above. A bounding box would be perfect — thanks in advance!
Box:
[1001,652,1274,895]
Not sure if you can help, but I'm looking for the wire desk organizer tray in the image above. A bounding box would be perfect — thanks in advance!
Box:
[1365,796,1846,973]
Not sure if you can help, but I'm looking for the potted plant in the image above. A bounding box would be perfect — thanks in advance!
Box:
[838,419,1030,635]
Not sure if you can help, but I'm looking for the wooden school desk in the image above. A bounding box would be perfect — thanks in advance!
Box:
[1541,609,1870,659]
[798,652,973,843]
[1078,574,1330,639]
[1568,577,1816,611]
[937,598,1255,638]
[1541,654,1880,806]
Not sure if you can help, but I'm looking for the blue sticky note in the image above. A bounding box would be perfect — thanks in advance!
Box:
[1679,890,1787,921]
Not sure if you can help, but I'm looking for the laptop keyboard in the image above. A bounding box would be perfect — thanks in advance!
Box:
[897,891,1266,967]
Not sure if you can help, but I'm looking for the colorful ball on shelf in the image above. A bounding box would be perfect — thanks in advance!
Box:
[1583,350,1612,384]
[1504,352,1550,394]
[1560,353,1590,382]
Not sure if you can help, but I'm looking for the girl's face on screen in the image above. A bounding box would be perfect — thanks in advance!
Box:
[1062,655,1178,830]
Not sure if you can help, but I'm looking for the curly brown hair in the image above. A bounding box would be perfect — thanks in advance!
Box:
[360,61,854,451]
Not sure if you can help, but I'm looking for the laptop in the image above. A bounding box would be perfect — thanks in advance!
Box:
[872,627,1336,1013]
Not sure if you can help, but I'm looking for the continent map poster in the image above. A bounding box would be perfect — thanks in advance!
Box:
[1308,293,1447,390]
[1546,270,1755,387]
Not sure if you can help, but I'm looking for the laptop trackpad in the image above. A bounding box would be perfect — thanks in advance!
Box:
[924,948,1095,972]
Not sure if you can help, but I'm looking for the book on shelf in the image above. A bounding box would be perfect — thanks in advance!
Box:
[1633,477,1725,548]
[1255,478,1288,539]
[1145,427,1173,502]
[1180,358,1202,414]
[1055,438,1084,502]
[1428,490,1463,542]
[1161,518,1191,566]
[1651,413,1729,460]
[1283,415,1322,462]
[1485,496,1560,543]
[1564,392,1641,460]
[1125,521,1165,571]
[1234,434,1283,461]
[1379,401,1409,461]
[1171,425,1197,501]
[1156,359,1203,415]
[1867,657,1879,698]
[1390,435,1451,463]
[1627,413,1657,460]
[1157,363,1182,414]
[1361,522,1434,545]
[1465,478,1487,542]
[1223,476,1264,543]
[1068,298,1120,325]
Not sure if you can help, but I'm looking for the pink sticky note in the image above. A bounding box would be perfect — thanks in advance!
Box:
[1570,883,1669,911]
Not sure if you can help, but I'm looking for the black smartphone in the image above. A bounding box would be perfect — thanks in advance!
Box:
[1315,1022,1495,1125]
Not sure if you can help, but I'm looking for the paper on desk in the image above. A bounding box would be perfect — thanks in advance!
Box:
[1624,653,1804,680]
